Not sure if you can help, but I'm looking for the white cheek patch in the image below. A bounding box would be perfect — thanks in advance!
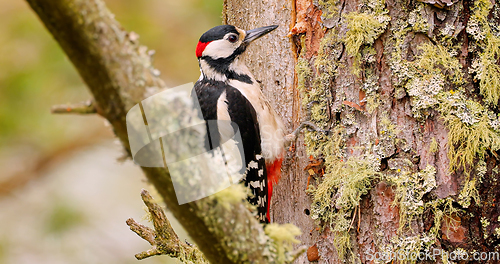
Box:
[202,39,236,59]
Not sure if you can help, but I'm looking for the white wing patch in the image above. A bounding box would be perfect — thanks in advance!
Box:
[249,180,265,191]
[249,181,260,189]
[216,90,234,144]
[248,160,258,169]
[257,195,266,207]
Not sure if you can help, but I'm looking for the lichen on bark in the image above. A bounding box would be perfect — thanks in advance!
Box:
[295,0,500,261]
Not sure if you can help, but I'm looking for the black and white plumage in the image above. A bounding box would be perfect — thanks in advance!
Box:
[193,25,285,223]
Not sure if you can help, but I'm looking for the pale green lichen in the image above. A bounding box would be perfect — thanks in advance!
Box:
[297,33,336,130]
[458,177,480,208]
[374,116,399,158]
[440,23,457,40]
[387,164,437,230]
[387,19,412,90]
[384,162,459,264]
[299,1,479,261]
[347,0,500,259]
[342,7,390,75]
[405,43,463,121]
[387,234,435,264]
[318,0,339,23]
[438,93,500,207]
[471,38,500,105]
[467,0,500,105]
[386,5,500,207]
[309,156,381,259]
[362,68,382,113]
[265,224,302,263]
[212,184,251,210]
[481,217,490,239]
[298,30,343,157]
[440,96,500,174]
[388,197,457,264]
[313,31,339,124]
[476,160,487,179]
[408,3,430,33]
[429,137,439,153]
[495,227,500,238]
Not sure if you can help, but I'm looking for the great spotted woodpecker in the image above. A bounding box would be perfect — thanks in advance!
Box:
[193,25,285,223]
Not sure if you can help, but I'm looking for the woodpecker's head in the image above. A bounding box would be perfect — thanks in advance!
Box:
[196,25,278,83]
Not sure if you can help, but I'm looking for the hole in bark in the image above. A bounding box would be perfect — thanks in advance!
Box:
[335,112,341,122]
[304,209,310,215]
[275,80,280,86]
[380,158,388,171]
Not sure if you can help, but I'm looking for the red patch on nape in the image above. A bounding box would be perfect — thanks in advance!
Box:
[196,41,211,58]
[265,157,283,223]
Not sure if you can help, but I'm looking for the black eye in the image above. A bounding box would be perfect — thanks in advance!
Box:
[228,35,238,43]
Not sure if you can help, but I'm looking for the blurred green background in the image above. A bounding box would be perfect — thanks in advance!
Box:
[0,0,223,263]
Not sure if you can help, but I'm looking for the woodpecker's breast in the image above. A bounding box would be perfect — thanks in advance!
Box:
[228,79,285,162]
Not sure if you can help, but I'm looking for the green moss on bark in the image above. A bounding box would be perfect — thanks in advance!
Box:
[467,0,500,106]
[342,6,390,75]
[309,156,381,259]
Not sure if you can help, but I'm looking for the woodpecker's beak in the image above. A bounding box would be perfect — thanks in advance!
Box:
[243,25,278,45]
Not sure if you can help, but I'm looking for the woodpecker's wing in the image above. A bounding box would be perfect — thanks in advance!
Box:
[224,85,269,223]
[194,79,269,223]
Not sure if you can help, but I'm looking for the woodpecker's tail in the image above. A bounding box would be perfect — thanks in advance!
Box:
[244,154,283,223]
[243,154,269,223]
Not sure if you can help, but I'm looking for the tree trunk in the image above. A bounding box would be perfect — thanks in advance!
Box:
[225,0,500,263]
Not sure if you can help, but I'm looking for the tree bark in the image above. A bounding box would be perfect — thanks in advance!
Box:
[224,0,320,263]
[225,0,500,263]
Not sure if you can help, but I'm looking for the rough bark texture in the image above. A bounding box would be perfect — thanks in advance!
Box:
[224,1,320,263]
[225,0,500,263]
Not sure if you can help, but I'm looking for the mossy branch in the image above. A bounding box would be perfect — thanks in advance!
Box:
[126,189,208,262]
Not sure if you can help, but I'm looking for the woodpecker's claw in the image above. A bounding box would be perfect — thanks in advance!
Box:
[285,121,329,145]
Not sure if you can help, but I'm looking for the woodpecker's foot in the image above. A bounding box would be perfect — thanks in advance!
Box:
[285,121,328,145]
